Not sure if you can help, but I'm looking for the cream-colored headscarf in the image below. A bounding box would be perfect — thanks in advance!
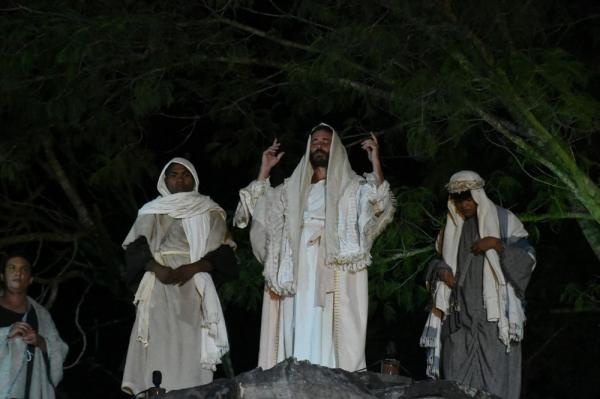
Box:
[283,123,362,280]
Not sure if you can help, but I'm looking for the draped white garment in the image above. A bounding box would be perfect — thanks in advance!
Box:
[121,157,229,394]
[288,181,336,367]
[236,175,394,371]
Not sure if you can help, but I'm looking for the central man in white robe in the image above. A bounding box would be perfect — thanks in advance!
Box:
[234,123,395,371]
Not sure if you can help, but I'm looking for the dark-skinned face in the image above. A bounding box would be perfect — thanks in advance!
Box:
[451,191,478,219]
[164,163,195,194]
[309,130,332,168]
[2,256,33,293]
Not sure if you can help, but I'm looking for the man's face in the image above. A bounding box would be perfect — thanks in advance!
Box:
[1,256,33,292]
[309,130,332,168]
[164,163,195,194]
[451,191,478,219]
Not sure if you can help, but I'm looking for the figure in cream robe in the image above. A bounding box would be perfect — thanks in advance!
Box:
[234,125,395,371]
[121,158,231,395]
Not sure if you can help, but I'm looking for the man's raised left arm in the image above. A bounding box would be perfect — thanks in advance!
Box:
[356,133,395,244]
[361,132,384,186]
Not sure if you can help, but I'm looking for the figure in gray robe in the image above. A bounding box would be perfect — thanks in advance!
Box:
[420,171,535,399]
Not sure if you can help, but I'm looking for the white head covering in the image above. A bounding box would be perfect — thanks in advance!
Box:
[445,170,485,194]
[445,170,496,231]
[284,123,362,275]
[136,157,222,220]
[156,157,200,196]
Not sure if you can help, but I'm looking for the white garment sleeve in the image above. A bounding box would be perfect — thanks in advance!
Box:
[235,180,286,268]
[357,173,395,251]
[233,179,270,228]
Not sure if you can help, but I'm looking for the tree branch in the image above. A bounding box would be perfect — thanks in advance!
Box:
[381,245,435,263]
[42,137,96,230]
[519,212,596,223]
[64,282,92,370]
[216,17,318,54]
[215,17,386,81]
[0,232,83,247]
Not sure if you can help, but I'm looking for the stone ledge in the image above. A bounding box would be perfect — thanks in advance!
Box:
[159,358,497,399]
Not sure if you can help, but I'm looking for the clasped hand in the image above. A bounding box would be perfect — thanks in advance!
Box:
[438,237,503,288]
[9,321,45,348]
[471,237,503,255]
[151,261,211,286]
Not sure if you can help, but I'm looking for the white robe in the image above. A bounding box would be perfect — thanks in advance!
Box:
[235,175,393,371]
[288,181,336,367]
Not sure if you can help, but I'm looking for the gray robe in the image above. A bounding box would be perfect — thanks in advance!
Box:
[440,217,534,399]
[0,298,68,399]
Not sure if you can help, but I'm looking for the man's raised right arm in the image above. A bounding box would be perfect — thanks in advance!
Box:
[258,138,284,181]
[234,138,284,228]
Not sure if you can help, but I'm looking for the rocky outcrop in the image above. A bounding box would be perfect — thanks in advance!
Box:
[159,358,496,399]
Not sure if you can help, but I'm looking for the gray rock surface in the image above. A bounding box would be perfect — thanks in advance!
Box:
[159,358,497,399]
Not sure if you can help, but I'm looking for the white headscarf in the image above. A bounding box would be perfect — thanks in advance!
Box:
[283,123,362,283]
[136,157,221,218]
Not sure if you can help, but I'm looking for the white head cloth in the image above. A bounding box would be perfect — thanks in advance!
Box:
[445,170,485,194]
[283,123,362,282]
[123,157,229,370]
[136,157,222,219]
[437,170,527,348]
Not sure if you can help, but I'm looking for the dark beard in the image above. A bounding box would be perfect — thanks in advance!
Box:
[310,150,329,168]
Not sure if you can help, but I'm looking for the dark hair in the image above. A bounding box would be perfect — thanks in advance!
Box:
[1,249,33,273]
[310,124,334,136]
[449,190,473,202]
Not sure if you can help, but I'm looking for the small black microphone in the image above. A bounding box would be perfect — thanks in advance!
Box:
[148,370,166,397]
[152,370,162,388]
